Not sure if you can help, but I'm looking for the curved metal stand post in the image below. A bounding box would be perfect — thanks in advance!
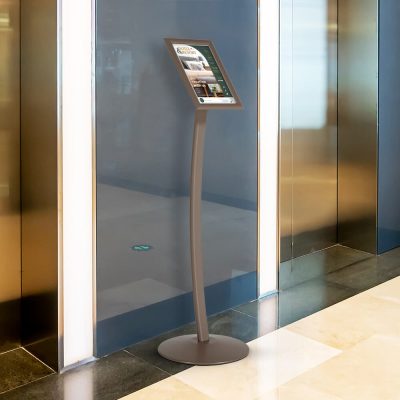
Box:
[158,110,249,365]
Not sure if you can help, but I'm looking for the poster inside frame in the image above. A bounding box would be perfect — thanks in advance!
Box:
[165,38,242,110]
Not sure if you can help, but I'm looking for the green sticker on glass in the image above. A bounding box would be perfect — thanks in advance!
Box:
[132,244,153,252]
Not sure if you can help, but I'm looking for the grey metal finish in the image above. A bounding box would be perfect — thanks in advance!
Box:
[158,109,249,364]
[158,334,249,366]
[20,0,59,370]
[338,0,378,254]
[0,0,21,353]
[280,0,338,262]
[190,110,209,342]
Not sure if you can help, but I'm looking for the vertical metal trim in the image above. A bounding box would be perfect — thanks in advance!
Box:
[336,0,340,243]
[56,0,65,371]
[290,0,294,260]
[375,0,380,245]
[91,0,98,359]
[256,0,260,298]
[257,0,280,297]
[277,0,282,288]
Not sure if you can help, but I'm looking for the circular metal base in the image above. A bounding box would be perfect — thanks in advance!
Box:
[158,334,249,366]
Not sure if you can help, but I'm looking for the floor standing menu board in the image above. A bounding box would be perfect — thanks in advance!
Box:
[158,39,248,366]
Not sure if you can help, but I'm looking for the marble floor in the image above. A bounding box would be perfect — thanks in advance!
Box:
[121,276,400,400]
[1,246,400,399]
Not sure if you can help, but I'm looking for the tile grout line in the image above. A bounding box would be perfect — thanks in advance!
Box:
[0,347,21,358]
[122,349,174,377]
[0,370,56,396]
[231,307,258,319]
[22,347,56,373]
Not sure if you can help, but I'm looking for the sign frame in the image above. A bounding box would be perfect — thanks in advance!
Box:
[165,38,243,110]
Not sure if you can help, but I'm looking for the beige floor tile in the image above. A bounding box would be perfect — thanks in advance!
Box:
[258,384,342,400]
[119,377,213,400]
[287,290,400,350]
[174,329,340,400]
[280,335,400,400]
[366,276,400,304]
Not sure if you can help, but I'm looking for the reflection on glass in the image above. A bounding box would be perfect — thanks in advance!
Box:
[287,0,329,129]
[96,0,257,354]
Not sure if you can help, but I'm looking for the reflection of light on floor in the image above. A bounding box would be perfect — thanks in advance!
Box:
[122,278,400,399]
[64,367,93,400]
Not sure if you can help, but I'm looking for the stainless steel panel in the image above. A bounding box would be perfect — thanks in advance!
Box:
[280,0,338,261]
[292,0,338,257]
[0,0,21,353]
[338,0,378,254]
[21,0,58,369]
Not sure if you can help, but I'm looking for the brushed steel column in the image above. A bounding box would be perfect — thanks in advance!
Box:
[21,0,59,370]
[0,0,21,353]
[338,0,378,253]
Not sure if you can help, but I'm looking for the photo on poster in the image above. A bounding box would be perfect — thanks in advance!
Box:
[172,43,237,105]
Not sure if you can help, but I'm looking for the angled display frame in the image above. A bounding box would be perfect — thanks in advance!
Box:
[165,38,243,110]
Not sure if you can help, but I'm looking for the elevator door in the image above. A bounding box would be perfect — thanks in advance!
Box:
[280,0,338,262]
[0,0,20,353]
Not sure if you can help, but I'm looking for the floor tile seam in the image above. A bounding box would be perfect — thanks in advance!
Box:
[284,319,356,352]
[286,313,386,353]
[21,347,55,373]
[230,307,257,319]
[0,370,57,396]
[281,255,376,289]
[122,349,174,377]
[354,276,400,296]
[281,333,397,380]
[228,307,258,320]
[285,283,384,325]
[321,279,361,292]
[0,347,21,358]
[276,327,344,354]
[338,244,373,257]
[279,272,359,292]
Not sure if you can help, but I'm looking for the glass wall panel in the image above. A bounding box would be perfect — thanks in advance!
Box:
[96,0,258,355]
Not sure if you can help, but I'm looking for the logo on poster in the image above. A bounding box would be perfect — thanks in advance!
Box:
[176,46,197,56]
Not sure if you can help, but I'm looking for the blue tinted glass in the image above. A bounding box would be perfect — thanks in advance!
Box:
[96,0,258,355]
